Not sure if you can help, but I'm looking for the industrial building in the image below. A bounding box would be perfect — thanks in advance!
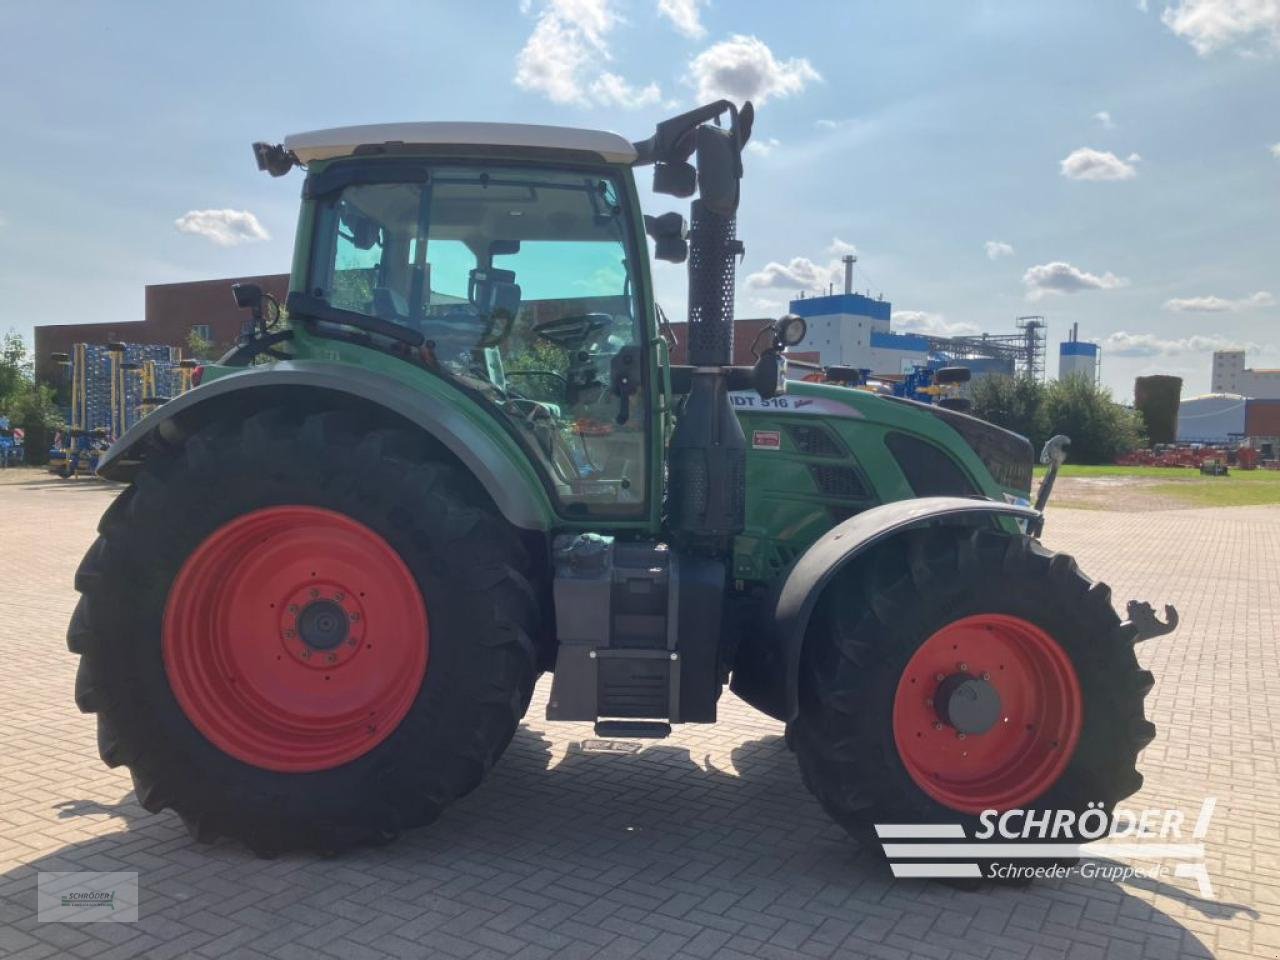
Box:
[1058,323,1100,384]
[34,274,289,384]
[1211,350,1280,399]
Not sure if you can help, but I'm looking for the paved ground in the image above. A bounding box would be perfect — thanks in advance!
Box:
[0,468,1277,959]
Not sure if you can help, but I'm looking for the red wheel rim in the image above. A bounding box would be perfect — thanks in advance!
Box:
[163,506,428,772]
[892,614,1082,813]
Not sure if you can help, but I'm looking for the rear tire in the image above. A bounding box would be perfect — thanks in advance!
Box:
[788,526,1153,873]
[69,406,539,855]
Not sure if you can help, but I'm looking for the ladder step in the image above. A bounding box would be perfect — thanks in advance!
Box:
[593,720,671,739]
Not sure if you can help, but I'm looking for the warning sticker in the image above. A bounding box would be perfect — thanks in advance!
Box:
[752,430,782,450]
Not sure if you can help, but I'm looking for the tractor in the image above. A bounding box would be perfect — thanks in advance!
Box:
[69,101,1173,860]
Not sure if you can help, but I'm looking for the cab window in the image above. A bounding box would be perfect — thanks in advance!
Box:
[309,166,646,518]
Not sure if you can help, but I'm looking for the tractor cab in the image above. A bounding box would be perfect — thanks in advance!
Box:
[280,123,655,519]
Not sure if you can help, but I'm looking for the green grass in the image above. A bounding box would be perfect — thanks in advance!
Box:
[1033,463,1280,507]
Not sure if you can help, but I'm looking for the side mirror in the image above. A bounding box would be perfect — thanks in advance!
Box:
[231,283,263,311]
[653,161,696,199]
[232,282,281,326]
[644,212,688,264]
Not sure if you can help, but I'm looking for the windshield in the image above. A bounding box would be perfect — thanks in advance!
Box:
[307,164,646,517]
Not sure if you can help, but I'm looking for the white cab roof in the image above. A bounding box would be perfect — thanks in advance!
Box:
[283,122,637,165]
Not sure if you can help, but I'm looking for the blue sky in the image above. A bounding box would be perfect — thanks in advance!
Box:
[1,0,1276,396]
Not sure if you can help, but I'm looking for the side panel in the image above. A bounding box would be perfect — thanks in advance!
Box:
[730,497,1040,722]
[730,382,1022,583]
[97,361,556,531]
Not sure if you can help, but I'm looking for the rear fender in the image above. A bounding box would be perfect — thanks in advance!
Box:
[730,497,1040,721]
[97,361,554,531]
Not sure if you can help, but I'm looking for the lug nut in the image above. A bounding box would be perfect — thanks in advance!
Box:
[933,722,943,731]
[982,671,991,681]
[935,673,945,682]
[957,732,966,741]
[959,662,968,672]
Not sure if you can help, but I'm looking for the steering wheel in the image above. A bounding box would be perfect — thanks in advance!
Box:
[533,313,611,349]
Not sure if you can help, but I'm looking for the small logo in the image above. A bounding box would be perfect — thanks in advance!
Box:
[752,430,782,450]
[875,799,1216,896]
[38,872,139,922]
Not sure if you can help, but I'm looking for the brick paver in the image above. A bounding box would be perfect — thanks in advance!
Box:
[0,469,1276,959]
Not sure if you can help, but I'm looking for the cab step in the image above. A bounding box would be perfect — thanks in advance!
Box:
[593,720,672,739]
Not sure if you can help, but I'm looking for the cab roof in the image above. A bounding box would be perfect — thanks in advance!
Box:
[283,122,637,165]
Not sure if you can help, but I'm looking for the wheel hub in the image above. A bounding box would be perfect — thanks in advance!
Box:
[296,600,349,650]
[934,673,1002,735]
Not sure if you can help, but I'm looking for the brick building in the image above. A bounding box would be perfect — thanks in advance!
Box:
[34,274,289,383]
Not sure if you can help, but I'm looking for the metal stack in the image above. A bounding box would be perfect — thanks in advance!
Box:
[61,343,184,441]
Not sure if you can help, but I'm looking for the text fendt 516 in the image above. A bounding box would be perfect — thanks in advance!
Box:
[70,101,1176,864]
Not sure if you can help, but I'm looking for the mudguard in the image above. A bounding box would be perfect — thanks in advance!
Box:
[96,361,553,531]
[730,496,1040,722]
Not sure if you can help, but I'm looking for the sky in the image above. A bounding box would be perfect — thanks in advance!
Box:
[0,0,1277,397]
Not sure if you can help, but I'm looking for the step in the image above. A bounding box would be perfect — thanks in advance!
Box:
[593,720,672,739]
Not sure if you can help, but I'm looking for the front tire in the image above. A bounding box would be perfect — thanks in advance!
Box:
[788,526,1154,862]
[69,406,539,855]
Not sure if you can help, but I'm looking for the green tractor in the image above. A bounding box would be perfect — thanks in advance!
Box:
[70,101,1173,859]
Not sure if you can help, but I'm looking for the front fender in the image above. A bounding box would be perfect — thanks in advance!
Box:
[730,497,1040,722]
[98,361,554,531]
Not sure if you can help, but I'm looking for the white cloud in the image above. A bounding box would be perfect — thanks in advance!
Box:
[657,0,705,38]
[1271,141,1280,158]
[1060,147,1141,181]
[1163,291,1276,312]
[174,209,269,247]
[985,240,1015,260]
[815,118,839,130]
[514,0,660,108]
[1023,261,1129,300]
[745,256,839,291]
[589,72,661,108]
[687,35,820,106]
[1103,331,1265,357]
[745,137,781,156]
[892,311,981,337]
[745,239,862,294]
[1094,110,1116,129]
[1161,0,1280,55]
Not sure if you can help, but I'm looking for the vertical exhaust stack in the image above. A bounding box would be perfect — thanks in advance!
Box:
[685,198,740,366]
[633,101,755,550]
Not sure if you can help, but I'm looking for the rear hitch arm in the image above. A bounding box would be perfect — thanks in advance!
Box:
[1123,600,1179,642]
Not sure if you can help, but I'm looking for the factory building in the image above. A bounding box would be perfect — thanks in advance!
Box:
[1211,350,1280,399]
[1176,394,1247,443]
[1058,323,1099,383]
[786,292,906,370]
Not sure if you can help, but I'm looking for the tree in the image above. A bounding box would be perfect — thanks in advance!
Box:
[186,327,217,362]
[1041,376,1145,464]
[0,329,64,465]
[969,373,1144,465]
[969,374,1048,452]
